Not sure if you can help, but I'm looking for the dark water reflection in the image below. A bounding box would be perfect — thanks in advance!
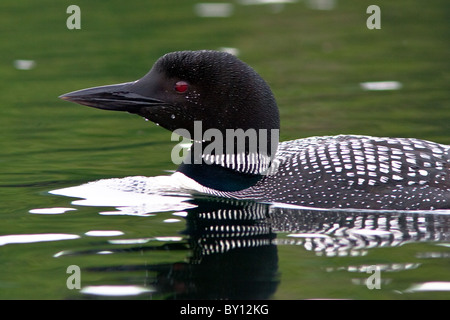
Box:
[59,197,449,299]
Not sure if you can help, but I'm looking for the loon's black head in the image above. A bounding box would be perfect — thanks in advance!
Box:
[60,50,281,191]
[60,50,280,139]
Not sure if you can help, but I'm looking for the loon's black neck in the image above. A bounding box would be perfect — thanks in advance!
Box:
[177,162,264,192]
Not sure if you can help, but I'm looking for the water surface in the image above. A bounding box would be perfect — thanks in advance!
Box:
[0,0,449,299]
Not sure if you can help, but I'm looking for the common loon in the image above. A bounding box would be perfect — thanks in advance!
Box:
[60,50,450,210]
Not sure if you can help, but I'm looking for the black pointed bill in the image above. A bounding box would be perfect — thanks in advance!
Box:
[59,81,166,112]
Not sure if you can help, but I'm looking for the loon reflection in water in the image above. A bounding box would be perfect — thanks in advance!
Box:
[53,196,449,299]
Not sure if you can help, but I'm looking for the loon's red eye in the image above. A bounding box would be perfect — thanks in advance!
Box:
[175,81,189,93]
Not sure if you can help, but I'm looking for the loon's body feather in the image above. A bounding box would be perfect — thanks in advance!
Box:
[209,135,449,210]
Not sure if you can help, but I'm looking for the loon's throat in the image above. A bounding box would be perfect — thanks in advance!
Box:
[176,136,279,192]
[177,162,264,192]
[202,151,275,175]
[189,136,279,174]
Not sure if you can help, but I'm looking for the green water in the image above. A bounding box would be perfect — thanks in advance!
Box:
[0,0,449,300]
